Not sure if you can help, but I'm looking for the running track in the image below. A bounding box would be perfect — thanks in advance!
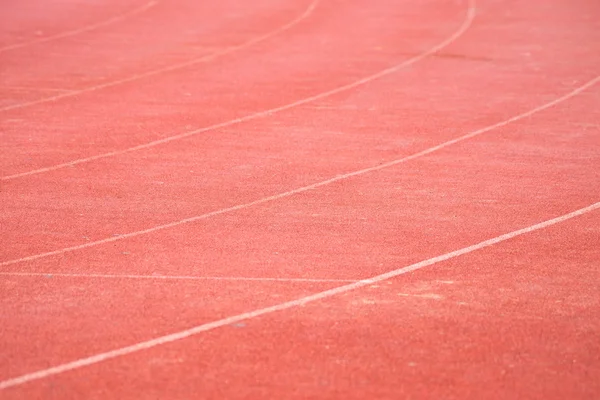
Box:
[1,0,599,398]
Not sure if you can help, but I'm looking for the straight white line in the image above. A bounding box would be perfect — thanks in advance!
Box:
[0,271,354,284]
[0,0,320,115]
[1,201,597,390]
[1,0,473,180]
[1,73,597,269]
[0,0,160,53]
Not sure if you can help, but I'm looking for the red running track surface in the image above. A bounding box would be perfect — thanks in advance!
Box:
[1,0,599,398]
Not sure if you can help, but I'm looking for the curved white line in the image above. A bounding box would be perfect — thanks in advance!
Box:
[0,0,477,266]
[0,0,160,53]
[1,201,597,390]
[0,0,598,388]
[0,0,320,116]
[2,0,468,181]
[1,73,598,268]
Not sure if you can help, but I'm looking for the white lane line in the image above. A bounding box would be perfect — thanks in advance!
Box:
[0,271,355,283]
[1,201,597,390]
[0,0,160,53]
[0,0,321,115]
[1,73,597,269]
[0,0,473,180]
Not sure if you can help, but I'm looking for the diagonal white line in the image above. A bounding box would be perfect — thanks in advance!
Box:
[1,201,597,390]
[0,0,160,53]
[0,0,321,115]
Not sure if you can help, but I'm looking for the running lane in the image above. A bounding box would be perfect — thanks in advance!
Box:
[0,0,314,108]
[0,0,472,388]
[0,0,470,261]
[1,0,599,398]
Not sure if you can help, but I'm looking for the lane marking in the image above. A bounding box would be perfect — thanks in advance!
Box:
[0,0,598,389]
[0,271,355,284]
[0,0,160,53]
[1,0,472,180]
[2,74,598,268]
[1,201,597,390]
[0,0,321,115]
